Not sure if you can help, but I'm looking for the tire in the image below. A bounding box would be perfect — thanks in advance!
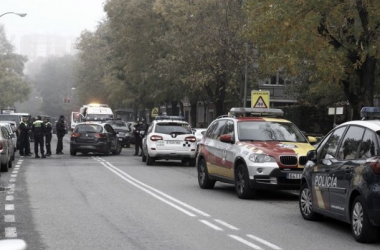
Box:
[235,164,255,199]
[12,151,15,161]
[197,159,215,189]
[70,149,77,156]
[189,158,196,167]
[112,144,121,155]
[181,158,189,165]
[8,159,12,169]
[126,143,130,148]
[82,152,88,155]
[351,196,380,243]
[1,160,9,172]
[299,183,323,221]
[142,151,147,162]
[104,144,110,156]
[146,153,155,166]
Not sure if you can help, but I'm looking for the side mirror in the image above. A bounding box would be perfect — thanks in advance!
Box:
[220,134,234,143]
[307,150,317,162]
[308,136,317,143]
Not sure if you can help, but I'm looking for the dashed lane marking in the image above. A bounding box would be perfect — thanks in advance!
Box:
[247,235,283,250]
[6,196,14,201]
[199,220,224,231]
[5,227,17,238]
[5,204,14,211]
[214,219,239,230]
[4,215,15,223]
[229,235,263,250]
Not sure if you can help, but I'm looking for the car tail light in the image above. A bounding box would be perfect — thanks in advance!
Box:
[150,135,163,141]
[0,141,3,150]
[185,136,196,142]
[95,133,107,138]
[71,132,80,138]
[366,157,380,175]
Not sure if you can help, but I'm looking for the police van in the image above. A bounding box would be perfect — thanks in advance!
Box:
[300,107,380,243]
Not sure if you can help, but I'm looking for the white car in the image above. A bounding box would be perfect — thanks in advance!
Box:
[0,121,17,161]
[142,116,197,166]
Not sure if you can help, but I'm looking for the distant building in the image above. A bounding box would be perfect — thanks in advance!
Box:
[20,34,76,60]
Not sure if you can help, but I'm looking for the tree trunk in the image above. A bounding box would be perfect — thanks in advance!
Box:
[344,56,376,120]
[190,101,197,127]
[171,101,179,116]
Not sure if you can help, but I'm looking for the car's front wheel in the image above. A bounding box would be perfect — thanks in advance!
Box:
[197,159,215,189]
[189,158,196,167]
[70,149,77,156]
[299,183,323,221]
[351,196,380,242]
[235,164,254,199]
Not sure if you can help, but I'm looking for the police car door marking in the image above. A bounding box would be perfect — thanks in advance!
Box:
[314,174,337,188]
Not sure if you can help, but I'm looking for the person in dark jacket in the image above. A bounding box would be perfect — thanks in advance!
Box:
[32,116,46,158]
[44,117,53,156]
[133,119,146,156]
[19,116,32,156]
[56,115,66,154]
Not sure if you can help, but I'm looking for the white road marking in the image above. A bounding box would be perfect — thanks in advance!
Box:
[6,196,14,201]
[9,178,16,182]
[5,227,17,238]
[199,220,223,231]
[11,174,17,178]
[99,162,196,217]
[5,204,14,211]
[229,235,263,250]
[247,234,282,250]
[214,219,239,230]
[4,215,15,223]
[103,161,210,217]
[12,171,19,174]
[15,164,21,167]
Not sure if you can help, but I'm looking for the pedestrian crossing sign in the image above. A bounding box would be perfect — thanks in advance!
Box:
[151,107,159,117]
[251,90,270,108]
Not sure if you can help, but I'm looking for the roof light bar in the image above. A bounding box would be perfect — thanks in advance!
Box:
[155,116,185,121]
[229,107,284,117]
[360,107,380,120]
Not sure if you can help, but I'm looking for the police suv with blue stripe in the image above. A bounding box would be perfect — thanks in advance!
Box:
[300,107,380,243]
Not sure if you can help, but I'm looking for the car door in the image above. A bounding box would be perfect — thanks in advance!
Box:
[104,124,117,150]
[143,123,154,155]
[203,121,223,175]
[1,127,10,161]
[329,126,365,215]
[313,126,347,212]
[215,119,235,179]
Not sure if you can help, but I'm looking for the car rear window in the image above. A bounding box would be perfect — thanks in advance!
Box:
[155,123,192,135]
[238,121,306,142]
[75,124,103,133]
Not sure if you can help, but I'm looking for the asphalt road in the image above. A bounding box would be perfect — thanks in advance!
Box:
[0,136,380,250]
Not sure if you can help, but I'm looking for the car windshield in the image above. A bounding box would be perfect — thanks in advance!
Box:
[155,123,192,135]
[86,114,113,120]
[75,124,103,133]
[238,121,307,143]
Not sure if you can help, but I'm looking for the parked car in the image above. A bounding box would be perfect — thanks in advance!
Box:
[299,107,380,243]
[142,116,197,166]
[197,107,316,199]
[70,122,122,156]
[0,125,13,172]
[192,128,207,152]
[0,121,17,161]
[106,120,131,148]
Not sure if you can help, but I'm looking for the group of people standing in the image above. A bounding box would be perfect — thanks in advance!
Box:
[18,115,67,158]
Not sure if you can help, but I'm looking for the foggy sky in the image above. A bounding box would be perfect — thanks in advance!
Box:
[0,0,106,51]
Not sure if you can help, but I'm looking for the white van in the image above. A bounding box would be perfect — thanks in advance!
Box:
[71,104,113,131]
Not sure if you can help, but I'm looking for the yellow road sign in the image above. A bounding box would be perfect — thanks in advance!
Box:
[251,90,270,108]
[151,107,159,117]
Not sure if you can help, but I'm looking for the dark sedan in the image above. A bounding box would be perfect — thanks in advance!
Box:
[70,122,121,156]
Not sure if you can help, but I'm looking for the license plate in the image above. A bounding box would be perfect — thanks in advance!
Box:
[156,141,164,147]
[118,138,123,141]
[286,173,302,179]
[166,141,181,145]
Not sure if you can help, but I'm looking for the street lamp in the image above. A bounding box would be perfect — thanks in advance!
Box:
[0,12,27,18]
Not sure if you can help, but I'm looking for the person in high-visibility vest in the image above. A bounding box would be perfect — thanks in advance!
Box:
[32,116,46,158]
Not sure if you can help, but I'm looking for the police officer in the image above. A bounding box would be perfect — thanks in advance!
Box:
[133,119,145,156]
[56,115,66,154]
[32,116,46,158]
[44,117,52,156]
[19,116,31,156]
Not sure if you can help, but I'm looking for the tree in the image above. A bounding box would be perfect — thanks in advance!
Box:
[245,0,380,119]
[0,25,30,108]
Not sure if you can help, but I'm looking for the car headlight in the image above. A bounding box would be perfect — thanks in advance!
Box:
[249,153,276,163]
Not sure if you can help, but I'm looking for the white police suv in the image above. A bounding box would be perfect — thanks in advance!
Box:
[300,107,380,243]
[141,116,197,166]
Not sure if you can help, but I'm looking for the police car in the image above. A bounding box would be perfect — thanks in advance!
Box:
[141,116,197,166]
[197,108,316,199]
[299,107,380,243]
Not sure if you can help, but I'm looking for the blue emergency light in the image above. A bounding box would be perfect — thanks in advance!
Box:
[155,116,185,121]
[360,107,380,120]
[229,107,284,117]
